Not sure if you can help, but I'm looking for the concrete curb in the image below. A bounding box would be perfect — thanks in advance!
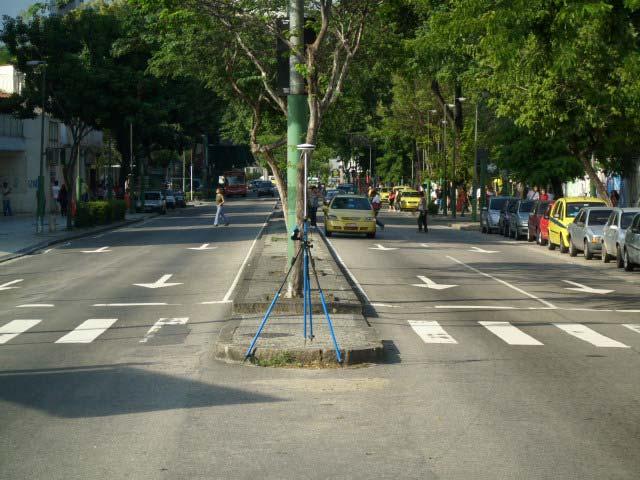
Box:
[0,213,158,264]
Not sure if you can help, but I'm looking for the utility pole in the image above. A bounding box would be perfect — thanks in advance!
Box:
[472,101,479,222]
[129,121,135,213]
[182,151,186,194]
[286,0,308,264]
[442,113,448,216]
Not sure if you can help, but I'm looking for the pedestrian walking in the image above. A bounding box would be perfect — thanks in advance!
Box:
[2,181,12,216]
[214,187,229,226]
[610,189,620,207]
[51,180,60,214]
[370,189,385,230]
[394,190,402,212]
[59,184,68,216]
[388,189,396,212]
[417,191,428,233]
[308,185,319,226]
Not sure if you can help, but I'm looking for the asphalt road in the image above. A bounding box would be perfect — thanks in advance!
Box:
[1,203,639,479]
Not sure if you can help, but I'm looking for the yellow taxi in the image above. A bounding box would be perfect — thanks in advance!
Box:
[548,197,607,252]
[324,195,376,238]
[399,190,421,211]
[379,187,391,203]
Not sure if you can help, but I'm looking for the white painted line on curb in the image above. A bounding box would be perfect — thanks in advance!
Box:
[554,323,629,348]
[200,300,233,305]
[321,233,371,303]
[0,320,41,344]
[17,304,54,308]
[371,303,399,308]
[435,305,515,310]
[623,324,640,334]
[82,246,111,253]
[0,279,23,291]
[140,317,189,343]
[222,207,276,303]
[408,320,457,344]
[92,303,173,307]
[480,321,543,345]
[43,249,52,254]
[615,309,640,313]
[55,318,117,344]
[447,255,557,309]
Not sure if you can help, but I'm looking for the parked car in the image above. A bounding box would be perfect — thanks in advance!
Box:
[602,207,640,267]
[547,197,607,253]
[499,199,518,236]
[324,195,376,238]
[143,191,167,214]
[567,207,613,259]
[248,180,261,192]
[623,213,640,271]
[527,200,551,242]
[324,189,339,206]
[163,190,176,209]
[537,202,554,245]
[509,199,536,239]
[255,181,276,197]
[481,196,514,234]
[174,190,186,207]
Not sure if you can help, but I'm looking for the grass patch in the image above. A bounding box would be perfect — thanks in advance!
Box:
[253,352,302,367]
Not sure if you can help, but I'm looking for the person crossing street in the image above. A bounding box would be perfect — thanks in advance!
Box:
[214,187,230,227]
[417,191,428,233]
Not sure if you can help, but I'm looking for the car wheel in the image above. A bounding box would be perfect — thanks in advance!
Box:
[584,239,593,260]
[602,243,611,263]
[527,230,534,242]
[325,228,332,237]
[560,235,569,253]
[548,235,556,250]
[481,224,487,234]
[366,232,376,239]
[569,238,578,257]
[624,249,634,271]
[616,245,624,268]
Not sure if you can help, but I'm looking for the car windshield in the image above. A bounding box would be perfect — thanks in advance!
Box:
[537,202,550,214]
[331,197,371,210]
[489,198,509,210]
[146,192,160,200]
[588,210,612,225]
[519,201,535,213]
[567,202,605,217]
[621,212,639,229]
[402,192,420,197]
[258,182,271,187]
[227,176,244,185]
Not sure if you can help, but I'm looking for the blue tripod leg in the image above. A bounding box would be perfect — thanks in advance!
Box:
[303,244,308,339]
[309,253,342,363]
[307,249,314,339]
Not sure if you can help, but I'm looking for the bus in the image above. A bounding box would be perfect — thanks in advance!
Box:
[223,169,247,197]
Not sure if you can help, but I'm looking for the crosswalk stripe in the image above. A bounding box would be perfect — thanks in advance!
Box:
[479,321,543,345]
[55,318,117,344]
[623,324,640,335]
[554,323,630,348]
[0,320,41,344]
[408,320,457,344]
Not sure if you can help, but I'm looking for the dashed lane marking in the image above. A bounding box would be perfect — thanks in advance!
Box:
[480,321,544,345]
[408,320,457,344]
[0,320,41,344]
[554,323,630,348]
[17,304,54,308]
[55,318,117,344]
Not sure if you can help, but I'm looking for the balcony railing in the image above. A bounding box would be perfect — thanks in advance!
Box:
[0,114,24,138]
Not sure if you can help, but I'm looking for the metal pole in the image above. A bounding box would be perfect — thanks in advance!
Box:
[472,101,479,221]
[36,67,46,233]
[450,97,457,219]
[190,150,193,202]
[182,151,186,194]
[129,121,135,213]
[442,113,447,216]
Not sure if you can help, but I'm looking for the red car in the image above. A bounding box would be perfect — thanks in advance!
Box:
[528,201,553,245]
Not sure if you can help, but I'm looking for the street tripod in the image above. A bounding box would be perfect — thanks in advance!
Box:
[244,219,343,363]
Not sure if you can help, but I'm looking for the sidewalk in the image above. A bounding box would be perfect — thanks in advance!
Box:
[215,212,383,366]
[0,212,153,263]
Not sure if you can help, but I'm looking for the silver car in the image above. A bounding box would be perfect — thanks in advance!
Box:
[601,207,640,268]
[568,207,613,259]
[481,196,513,234]
[623,213,640,271]
[509,199,536,239]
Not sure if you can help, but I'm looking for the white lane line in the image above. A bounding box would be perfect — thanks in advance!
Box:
[200,300,233,305]
[623,324,640,334]
[0,279,24,291]
[140,317,189,343]
[435,305,515,310]
[17,304,54,308]
[82,246,111,254]
[322,233,371,303]
[567,308,614,312]
[0,320,41,344]
[92,303,173,307]
[371,303,399,308]
[446,255,557,309]
[616,309,640,313]
[43,249,52,254]
[554,323,630,348]
[480,321,543,345]
[55,319,117,344]
[408,320,457,344]
[222,207,275,303]
[562,280,613,295]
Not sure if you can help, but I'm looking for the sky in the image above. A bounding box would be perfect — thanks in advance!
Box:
[0,0,37,19]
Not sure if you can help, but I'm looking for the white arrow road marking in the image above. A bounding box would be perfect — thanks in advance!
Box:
[140,317,189,343]
[562,280,614,295]
[81,246,111,253]
[0,320,41,344]
[187,243,217,251]
[371,303,399,308]
[369,244,398,251]
[623,324,640,334]
[409,320,457,344]
[555,323,629,348]
[43,249,52,254]
[56,318,118,344]
[468,246,499,253]
[134,274,183,289]
[420,243,431,248]
[0,279,23,291]
[411,275,458,290]
[480,321,543,345]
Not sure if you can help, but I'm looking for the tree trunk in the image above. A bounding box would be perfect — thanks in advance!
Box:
[579,151,609,204]
[262,150,288,224]
[62,142,79,230]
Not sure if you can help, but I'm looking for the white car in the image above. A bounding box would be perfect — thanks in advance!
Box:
[602,207,640,267]
[144,191,167,214]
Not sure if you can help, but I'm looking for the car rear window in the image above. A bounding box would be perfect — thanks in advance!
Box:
[621,212,639,229]
[489,198,509,210]
[331,197,371,210]
[588,210,613,225]
[146,193,160,200]
[519,201,535,213]
[567,202,604,218]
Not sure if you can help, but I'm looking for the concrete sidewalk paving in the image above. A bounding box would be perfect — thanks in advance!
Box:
[0,212,154,263]
[215,213,383,366]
